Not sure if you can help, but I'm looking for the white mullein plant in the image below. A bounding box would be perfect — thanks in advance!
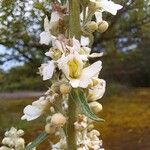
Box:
[1,0,123,150]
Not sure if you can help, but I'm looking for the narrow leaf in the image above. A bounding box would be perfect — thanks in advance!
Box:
[71,89,105,122]
[25,131,49,150]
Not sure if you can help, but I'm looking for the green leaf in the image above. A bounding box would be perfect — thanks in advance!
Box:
[61,0,67,5]
[25,131,49,150]
[71,89,105,122]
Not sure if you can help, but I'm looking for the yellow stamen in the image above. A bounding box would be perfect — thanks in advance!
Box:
[68,59,81,78]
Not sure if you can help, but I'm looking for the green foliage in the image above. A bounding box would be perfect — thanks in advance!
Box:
[71,89,104,122]
[25,132,49,150]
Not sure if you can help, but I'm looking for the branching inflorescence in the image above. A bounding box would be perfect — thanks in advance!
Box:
[0,0,122,150]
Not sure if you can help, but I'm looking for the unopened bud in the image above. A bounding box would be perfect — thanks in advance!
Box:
[51,113,66,127]
[87,124,94,131]
[45,123,56,134]
[97,21,109,33]
[89,102,103,114]
[60,83,71,94]
[0,146,12,150]
[15,138,25,150]
[86,21,98,32]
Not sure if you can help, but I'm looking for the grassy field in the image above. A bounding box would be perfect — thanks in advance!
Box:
[0,88,150,150]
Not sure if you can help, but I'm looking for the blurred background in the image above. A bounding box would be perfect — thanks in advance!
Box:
[0,0,150,150]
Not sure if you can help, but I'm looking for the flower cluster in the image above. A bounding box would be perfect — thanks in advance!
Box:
[0,127,26,150]
[1,0,123,150]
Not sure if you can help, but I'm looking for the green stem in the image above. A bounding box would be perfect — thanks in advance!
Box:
[66,94,77,150]
[69,0,81,39]
[66,0,81,149]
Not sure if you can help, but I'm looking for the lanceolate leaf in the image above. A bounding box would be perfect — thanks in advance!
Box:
[71,89,105,122]
[25,131,49,150]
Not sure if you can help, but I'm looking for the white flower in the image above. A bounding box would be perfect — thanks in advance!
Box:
[98,0,123,15]
[90,0,122,24]
[88,78,106,101]
[21,96,50,121]
[40,16,56,45]
[91,0,123,15]
[39,61,55,80]
[58,52,102,88]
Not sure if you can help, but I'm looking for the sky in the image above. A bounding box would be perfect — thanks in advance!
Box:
[0,45,23,71]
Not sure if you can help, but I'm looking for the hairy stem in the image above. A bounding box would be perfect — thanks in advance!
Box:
[66,1,81,149]
[69,0,81,39]
[66,94,77,150]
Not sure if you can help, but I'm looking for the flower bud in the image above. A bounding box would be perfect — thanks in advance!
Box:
[60,83,71,94]
[87,124,94,131]
[89,102,103,114]
[15,138,25,150]
[86,21,98,33]
[45,123,56,134]
[51,113,66,127]
[17,130,24,136]
[2,137,14,147]
[0,146,12,150]
[97,21,109,33]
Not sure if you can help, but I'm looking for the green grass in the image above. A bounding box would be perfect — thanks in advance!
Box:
[0,88,150,150]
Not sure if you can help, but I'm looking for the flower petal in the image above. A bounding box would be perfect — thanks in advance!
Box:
[89,52,103,58]
[81,36,90,47]
[79,61,102,88]
[21,105,42,121]
[100,0,123,15]
[95,11,103,23]
[50,11,61,23]
[40,31,52,45]
[69,79,80,88]
[40,61,55,80]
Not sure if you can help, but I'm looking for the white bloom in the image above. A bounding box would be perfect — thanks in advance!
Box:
[98,0,123,15]
[91,0,123,16]
[58,52,102,88]
[95,11,103,23]
[40,16,56,45]
[50,11,61,23]
[21,96,50,121]
[88,78,106,101]
[39,61,55,80]
[80,36,90,47]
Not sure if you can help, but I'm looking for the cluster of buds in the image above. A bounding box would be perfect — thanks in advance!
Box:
[0,127,25,150]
